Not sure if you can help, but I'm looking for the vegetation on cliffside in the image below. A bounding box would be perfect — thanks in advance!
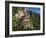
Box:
[12,7,40,31]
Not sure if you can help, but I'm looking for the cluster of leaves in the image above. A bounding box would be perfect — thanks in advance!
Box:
[12,7,26,31]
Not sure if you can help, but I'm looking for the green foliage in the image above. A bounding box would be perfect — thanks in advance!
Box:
[12,7,24,31]
[31,13,40,30]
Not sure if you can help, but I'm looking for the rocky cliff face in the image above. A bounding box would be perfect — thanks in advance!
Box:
[20,12,33,30]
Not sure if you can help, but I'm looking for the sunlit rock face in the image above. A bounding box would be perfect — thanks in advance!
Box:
[17,8,33,30]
